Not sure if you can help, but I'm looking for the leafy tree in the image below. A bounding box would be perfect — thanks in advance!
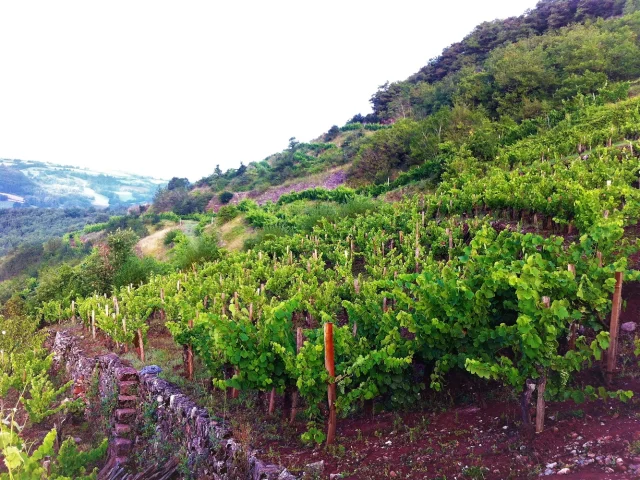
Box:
[167,177,190,191]
[219,191,234,204]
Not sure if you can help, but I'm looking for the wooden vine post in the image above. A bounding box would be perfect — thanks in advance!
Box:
[91,310,96,340]
[536,296,550,434]
[268,387,276,416]
[187,317,194,381]
[567,265,578,350]
[115,296,128,353]
[324,322,337,445]
[606,271,624,385]
[71,300,76,324]
[290,327,304,423]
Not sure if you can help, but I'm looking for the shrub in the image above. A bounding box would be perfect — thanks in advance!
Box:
[163,229,180,246]
[219,191,234,204]
[217,205,239,224]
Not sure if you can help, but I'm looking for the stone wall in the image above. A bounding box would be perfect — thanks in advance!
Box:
[52,330,297,480]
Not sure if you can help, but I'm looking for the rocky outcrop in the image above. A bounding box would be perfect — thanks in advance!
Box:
[52,330,296,479]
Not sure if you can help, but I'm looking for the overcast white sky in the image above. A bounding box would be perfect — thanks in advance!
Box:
[0,0,539,181]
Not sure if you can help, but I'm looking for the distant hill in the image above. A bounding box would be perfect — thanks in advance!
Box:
[0,158,167,209]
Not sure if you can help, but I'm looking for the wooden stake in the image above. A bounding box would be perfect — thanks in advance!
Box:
[567,265,578,350]
[231,368,240,399]
[606,272,624,384]
[324,322,337,445]
[187,318,194,381]
[268,387,276,415]
[536,296,550,433]
[138,328,145,362]
[535,371,546,434]
[91,310,96,340]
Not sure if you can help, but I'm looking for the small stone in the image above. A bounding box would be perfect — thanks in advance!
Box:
[304,461,324,477]
[616,458,624,465]
[621,322,636,332]
[604,467,614,473]
[546,462,558,469]
[329,475,343,480]
[552,427,559,433]
[570,432,578,439]
[279,470,297,480]
[503,425,508,430]
[140,365,162,375]
[389,472,397,478]
[544,468,555,476]
[557,468,570,475]
[385,440,392,446]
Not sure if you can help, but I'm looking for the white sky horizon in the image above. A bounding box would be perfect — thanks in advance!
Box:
[0,0,539,182]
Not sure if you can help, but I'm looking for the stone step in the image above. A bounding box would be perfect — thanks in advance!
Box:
[119,380,138,396]
[116,367,139,382]
[114,423,132,437]
[118,395,137,409]
[115,408,136,423]
[113,437,132,456]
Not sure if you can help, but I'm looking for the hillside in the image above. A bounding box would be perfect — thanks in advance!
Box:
[2,1,640,479]
[0,158,166,209]
[146,1,640,217]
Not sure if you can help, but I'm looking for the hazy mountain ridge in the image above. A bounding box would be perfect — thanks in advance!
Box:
[0,158,167,209]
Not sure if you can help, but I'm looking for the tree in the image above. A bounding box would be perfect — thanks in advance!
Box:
[325,125,340,141]
[625,0,640,13]
[219,191,234,204]
[167,177,190,191]
[236,163,247,177]
[288,137,300,152]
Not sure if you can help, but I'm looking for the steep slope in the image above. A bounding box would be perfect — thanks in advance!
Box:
[147,2,640,216]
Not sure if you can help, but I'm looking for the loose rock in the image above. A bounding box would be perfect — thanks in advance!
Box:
[621,322,636,332]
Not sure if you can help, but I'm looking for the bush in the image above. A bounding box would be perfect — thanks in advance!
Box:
[219,191,234,204]
[171,233,220,269]
[163,229,180,246]
[217,205,239,224]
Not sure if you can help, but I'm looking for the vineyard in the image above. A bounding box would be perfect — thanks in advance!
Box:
[4,1,640,478]
[27,136,638,476]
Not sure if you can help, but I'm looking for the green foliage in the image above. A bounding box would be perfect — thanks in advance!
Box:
[0,427,106,480]
[54,437,108,478]
[163,229,180,246]
[0,208,109,257]
[20,376,77,424]
[219,191,234,204]
[300,422,326,445]
[170,232,221,269]
[217,205,239,224]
